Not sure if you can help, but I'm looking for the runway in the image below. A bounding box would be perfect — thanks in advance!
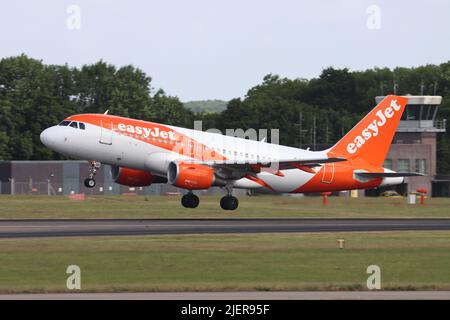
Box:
[1,291,450,300]
[0,218,450,238]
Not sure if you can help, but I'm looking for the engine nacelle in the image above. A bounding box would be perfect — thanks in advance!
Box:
[167,162,215,190]
[111,166,166,187]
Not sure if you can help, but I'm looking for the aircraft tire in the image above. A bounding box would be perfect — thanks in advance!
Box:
[220,196,239,210]
[182,193,199,208]
[84,178,96,188]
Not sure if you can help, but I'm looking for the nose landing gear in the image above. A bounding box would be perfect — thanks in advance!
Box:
[84,178,96,188]
[84,161,100,188]
[181,192,200,208]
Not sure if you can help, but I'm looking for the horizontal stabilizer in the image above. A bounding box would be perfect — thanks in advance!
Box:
[356,172,424,178]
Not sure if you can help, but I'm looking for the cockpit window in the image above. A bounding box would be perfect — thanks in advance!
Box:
[69,121,78,128]
[58,120,86,130]
[58,121,71,126]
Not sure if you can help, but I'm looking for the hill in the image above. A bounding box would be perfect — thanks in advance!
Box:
[183,99,228,113]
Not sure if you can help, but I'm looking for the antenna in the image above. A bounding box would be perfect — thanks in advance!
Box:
[313,116,316,151]
[295,111,308,148]
[393,73,398,94]
[299,111,302,147]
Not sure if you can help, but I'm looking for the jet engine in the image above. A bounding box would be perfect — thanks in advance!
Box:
[167,161,215,190]
[111,166,166,187]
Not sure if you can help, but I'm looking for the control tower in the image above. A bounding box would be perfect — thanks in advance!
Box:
[373,95,446,195]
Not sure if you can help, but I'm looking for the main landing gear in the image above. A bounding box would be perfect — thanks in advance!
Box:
[84,160,100,188]
[220,184,239,210]
[220,195,239,211]
[181,192,199,208]
[180,186,239,211]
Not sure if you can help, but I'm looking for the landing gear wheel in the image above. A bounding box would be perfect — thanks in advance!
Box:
[181,193,199,208]
[84,160,100,189]
[220,195,239,210]
[84,178,96,188]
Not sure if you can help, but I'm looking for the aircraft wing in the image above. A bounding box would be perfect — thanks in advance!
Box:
[194,157,345,166]
[185,156,347,176]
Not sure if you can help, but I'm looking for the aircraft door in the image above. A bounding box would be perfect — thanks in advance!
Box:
[99,120,113,145]
[321,163,334,184]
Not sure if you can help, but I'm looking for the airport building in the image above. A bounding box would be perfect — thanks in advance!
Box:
[0,160,226,196]
[0,160,149,195]
[371,96,448,197]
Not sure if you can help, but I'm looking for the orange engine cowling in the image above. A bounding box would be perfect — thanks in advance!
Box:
[167,162,215,190]
[111,166,165,187]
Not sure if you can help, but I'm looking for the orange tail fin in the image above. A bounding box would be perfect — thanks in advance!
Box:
[329,95,408,166]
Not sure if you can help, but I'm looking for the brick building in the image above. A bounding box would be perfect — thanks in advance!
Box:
[371,95,448,196]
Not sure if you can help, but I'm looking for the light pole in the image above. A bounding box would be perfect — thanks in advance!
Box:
[48,173,55,196]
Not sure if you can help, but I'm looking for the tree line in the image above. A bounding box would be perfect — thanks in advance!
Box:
[0,55,449,173]
[0,54,194,160]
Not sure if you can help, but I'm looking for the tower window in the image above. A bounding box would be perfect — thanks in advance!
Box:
[415,159,426,174]
[397,159,410,173]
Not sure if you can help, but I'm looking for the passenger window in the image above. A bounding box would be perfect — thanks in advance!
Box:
[58,121,71,126]
[69,122,78,129]
[79,122,85,130]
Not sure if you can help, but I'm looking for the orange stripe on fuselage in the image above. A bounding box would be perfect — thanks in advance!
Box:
[245,174,275,191]
[293,159,383,193]
[66,114,227,161]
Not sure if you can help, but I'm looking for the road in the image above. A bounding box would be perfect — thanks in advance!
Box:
[0,218,450,238]
[1,291,450,300]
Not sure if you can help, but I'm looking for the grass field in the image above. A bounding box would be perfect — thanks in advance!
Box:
[0,231,449,293]
[1,195,449,293]
[0,194,450,219]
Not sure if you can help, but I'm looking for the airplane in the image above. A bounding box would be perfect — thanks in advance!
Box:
[40,95,421,210]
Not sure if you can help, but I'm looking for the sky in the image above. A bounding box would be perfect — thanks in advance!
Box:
[1,0,449,101]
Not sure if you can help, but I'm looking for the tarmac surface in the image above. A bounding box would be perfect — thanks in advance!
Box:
[1,291,450,300]
[0,218,450,238]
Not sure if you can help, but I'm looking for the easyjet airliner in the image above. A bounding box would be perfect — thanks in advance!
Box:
[40,95,421,210]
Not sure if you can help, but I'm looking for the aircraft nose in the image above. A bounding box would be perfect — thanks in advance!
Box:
[40,127,55,148]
